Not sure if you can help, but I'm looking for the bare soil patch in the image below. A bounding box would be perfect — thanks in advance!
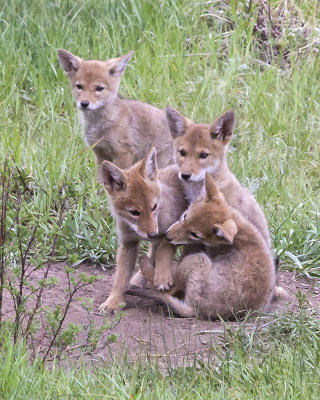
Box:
[3,263,320,367]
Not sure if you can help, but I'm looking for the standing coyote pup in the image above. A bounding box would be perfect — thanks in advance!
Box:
[99,147,187,312]
[58,49,173,172]
[165,107,271,249]
[127,174,276,319]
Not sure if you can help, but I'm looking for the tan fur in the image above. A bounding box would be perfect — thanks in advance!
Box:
[165,107,271,249]
[58,49,173,173]
[128,175,276,319]
[98,148,188,312]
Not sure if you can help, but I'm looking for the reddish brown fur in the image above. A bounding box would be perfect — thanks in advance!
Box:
[58,49,173,174]
[98,149,187,312]
[175,124,228,178]
[128,175,276,319]
[108,163,160,238]
[166,107,272,249]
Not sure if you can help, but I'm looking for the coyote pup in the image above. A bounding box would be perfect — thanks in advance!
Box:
[127,174,276,319]
[165,107,271,249]
[58,49,173,172]
[99,148,187,312]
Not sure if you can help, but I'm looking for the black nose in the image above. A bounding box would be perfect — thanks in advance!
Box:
[81,101,89,109]
[181,174,191,181]
[147,232,158,239]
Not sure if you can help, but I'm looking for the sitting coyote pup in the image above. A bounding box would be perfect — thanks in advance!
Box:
[99,147,187,312]
[165,107,271,249]
[58,49,173,172]
[127,174,276,319]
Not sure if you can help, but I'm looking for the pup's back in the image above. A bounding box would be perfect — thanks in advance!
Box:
[194,213,275,318]
[165,174,276,319]
[126,100,174,169]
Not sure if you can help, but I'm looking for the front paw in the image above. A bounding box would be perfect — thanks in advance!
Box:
[99,295,124,314]
[154,269,173,292]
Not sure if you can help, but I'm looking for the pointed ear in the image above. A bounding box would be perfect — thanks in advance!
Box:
[210,110,236,143]
[100,161,127,192]
[165,107,191,139]
[204,173,220,201]
[213,219,238,244]
[58,49,81,76]
[108,51,134,76]
[141,147,158,181]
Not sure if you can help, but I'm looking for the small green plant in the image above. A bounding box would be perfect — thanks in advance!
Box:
[0,160,121,362]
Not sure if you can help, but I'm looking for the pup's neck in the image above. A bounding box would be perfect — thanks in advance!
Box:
[209,157,234,190]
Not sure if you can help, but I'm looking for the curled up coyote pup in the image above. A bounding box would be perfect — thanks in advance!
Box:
[58,49,173,174]
[127,174,277,319]
[99,147,187,312]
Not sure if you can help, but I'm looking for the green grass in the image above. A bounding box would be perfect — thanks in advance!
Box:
[1,0,319,273]
[1,0,320,397]
[1,306,320,399]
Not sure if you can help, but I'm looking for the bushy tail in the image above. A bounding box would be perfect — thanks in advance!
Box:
[126,289,195,317]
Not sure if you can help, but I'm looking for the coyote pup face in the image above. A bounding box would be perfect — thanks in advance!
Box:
[166,108,236,182]
[100,147,160,239]
[58,49,133,111]
[166,174,237,246]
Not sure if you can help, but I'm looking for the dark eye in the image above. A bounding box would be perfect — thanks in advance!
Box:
[152,204,157,211]
[199,152,208,159]
[76,84,82,90]
[190,232,200,238]
[179,149,186,157]
[96,86,104,92]
[130,210,140,216]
